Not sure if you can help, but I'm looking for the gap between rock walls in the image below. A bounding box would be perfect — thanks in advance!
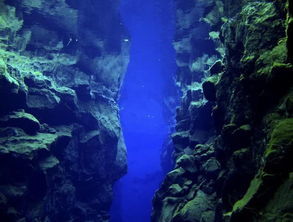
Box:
[110,0,178,222]
[0,0,292,222]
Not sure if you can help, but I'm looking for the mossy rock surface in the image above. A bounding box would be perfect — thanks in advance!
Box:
[266,118,293,154]
[173,190,214,222]
[258,172,293,222]
[228,118,293,221]
[0,58,19,94]
[255,40,288,76]
[231,172,263,213]
[141,0,292,222]
[0,111,40,135]
[264,118,293,173]
[0,131,58,158]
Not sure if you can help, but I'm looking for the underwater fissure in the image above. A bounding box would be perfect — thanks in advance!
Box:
[0,0,292,222]
[110,0,177,221]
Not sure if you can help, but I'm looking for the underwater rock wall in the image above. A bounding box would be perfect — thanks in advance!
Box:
[0,0,129,221]
[152,0,293,222]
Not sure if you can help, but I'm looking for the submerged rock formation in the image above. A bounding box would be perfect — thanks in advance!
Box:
[0,0,129,221]
[152,0,293,222]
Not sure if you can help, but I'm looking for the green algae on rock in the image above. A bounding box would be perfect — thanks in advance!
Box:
[152,0,293,222]
[0,0,129,221]
[0,111,40,135]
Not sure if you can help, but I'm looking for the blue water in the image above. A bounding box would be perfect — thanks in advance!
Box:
[110,0,176,221]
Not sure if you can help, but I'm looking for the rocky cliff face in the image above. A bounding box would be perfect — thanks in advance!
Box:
[152,0,293,222]
[0,0,129,221]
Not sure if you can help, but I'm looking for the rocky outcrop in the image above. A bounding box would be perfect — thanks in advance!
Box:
[152,0,293,222]
[0,0,129,221]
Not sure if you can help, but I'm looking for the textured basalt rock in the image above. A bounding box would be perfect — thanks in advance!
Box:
[152,0,293,222]
[0,0,128,221]
[0,111,40,135]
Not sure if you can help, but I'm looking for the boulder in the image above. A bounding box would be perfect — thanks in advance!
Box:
[176,154,198,174]
[166,167,186,185]
[156,196,183,222]
[203,158,221,175]
[26,88,60,109]
[194,144,210,155]
[0,111,40,135]
[173,190,214,222]
[172,131,190,148]
[0,130,58,158]
[202,81,216,101]
[168,184,184,196]
[39,155,60,171]
[209,60,224,75]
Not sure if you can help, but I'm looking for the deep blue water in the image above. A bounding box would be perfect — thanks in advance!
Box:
[110,0,176,221]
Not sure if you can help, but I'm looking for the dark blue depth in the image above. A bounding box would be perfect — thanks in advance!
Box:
[110,0,176,222]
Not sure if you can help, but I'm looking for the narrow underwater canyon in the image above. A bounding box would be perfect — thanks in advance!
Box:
[0,1,292,222]
[110,1,177,222]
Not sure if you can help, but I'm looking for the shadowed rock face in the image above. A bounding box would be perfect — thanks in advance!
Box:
[152,0,293,222]
[0,0,129,221]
